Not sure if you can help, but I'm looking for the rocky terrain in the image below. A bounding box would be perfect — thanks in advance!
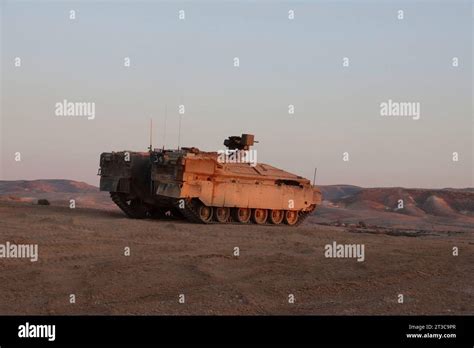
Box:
[315,185,474,234]
[0,180,472,315]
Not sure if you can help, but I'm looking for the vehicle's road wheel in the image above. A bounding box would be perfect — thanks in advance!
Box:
[196,203,213,223]
[269,209,284,224]
[214,207,230,223]
[232,207,251,223]
[284,210,299,226]
[252,209,268,224]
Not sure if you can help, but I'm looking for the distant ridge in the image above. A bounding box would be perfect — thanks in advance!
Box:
[0,179,112,209]
[0,179,98,194]
[318,185,363,201]
[318,185,474,217]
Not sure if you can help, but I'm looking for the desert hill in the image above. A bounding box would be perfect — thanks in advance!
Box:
[317,185,363,201]
[314,185,474,232]
[333,187,474,217]
[0,179,114,209]
[0,179,98,194]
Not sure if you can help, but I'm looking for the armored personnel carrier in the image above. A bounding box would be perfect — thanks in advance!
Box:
[99,134,322,226]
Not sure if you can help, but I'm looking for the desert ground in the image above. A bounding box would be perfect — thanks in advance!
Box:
[0,198,472,315]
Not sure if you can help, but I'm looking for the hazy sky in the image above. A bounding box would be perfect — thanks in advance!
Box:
[1,0,472,188]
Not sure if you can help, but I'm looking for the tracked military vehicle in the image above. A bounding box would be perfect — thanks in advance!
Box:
[99,134,322,226]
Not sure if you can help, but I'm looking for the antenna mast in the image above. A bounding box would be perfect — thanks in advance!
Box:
[148,118,153,151]
[178,113,182,150]
[313,167,317,186]
[163,104,167,149]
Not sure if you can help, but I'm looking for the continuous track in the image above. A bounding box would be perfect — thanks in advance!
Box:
[110,192,146,219]
[175,199,313,226]
[111,193,313,226]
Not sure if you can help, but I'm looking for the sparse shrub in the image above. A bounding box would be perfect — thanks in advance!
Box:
[37,199,50,206]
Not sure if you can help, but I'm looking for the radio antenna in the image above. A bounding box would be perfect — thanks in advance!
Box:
[313,167,317,186]
[178,112,182,150]
[163,104,167,150]
[148,118,153,152]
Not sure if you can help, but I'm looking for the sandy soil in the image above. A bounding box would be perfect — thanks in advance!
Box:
[0,200,472,315]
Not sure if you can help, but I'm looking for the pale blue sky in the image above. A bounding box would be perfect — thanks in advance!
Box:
[1,0,472,188]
